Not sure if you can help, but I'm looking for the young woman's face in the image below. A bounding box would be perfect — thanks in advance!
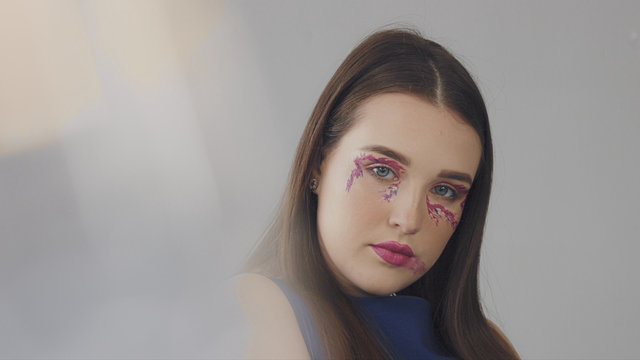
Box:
[315,92,482,297]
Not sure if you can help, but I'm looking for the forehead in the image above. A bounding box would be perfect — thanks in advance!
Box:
[339,93,482,177]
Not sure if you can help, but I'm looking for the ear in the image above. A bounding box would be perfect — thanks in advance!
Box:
[310,167,321,194]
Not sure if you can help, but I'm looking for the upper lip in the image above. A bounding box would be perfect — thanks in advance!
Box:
[371,241,414,257]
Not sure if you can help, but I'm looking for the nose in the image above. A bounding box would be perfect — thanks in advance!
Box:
[388,186,424,235]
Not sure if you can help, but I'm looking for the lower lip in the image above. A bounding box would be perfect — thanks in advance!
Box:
[370,245,427,274]
[370,245,412,266]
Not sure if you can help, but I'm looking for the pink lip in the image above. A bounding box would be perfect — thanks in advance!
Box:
[371,241,413,267]
[371,241,414,257]
[370,241,426,274]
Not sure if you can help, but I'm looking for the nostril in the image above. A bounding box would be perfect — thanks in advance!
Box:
[388,198,425,234]
[390,214,421,235]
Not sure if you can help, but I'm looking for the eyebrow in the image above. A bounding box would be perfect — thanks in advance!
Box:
[437,170,473,185]
[359,145,411,166]
[359,144,474,185]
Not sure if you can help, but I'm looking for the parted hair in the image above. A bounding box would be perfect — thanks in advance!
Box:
[245,28,519,359]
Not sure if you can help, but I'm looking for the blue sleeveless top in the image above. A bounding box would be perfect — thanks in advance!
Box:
[271,278,456,360]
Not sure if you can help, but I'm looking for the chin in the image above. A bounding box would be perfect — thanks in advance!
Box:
[354,278,413,297]
[362,288,394,297]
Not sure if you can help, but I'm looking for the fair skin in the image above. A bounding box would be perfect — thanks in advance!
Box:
[315,92,482,296]
[235,92,482,357]
[234,273,311,359]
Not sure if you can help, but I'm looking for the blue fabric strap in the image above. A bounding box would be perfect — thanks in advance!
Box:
[270,278,324,359]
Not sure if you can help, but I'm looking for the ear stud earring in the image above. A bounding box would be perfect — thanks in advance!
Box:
[310,178,319,192]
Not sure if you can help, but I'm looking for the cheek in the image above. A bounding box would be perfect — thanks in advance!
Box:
[317,172,388,246]
[417,195,462,266]
[416,217,457,269]
[418,235,451,270]
[342,180,390,226]
[346,170,401,204]
[425,194,463,229]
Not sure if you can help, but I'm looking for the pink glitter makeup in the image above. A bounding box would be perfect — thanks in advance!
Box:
[404,256,427,274]
[426,194,458,228]
[452,184,469,194]
[345,160,364,192]
[382,183,399,202]
[453,185,469,209]
[346,154,405,202]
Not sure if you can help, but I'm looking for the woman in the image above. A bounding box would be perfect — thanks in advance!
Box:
[235,28,519,359]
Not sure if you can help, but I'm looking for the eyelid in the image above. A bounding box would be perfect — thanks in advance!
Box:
[366,164,399,180]
[452,184,470,194]
[359,153,406,174]
[431,184,461,201]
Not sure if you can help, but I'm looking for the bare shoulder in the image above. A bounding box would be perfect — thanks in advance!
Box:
[233,273,310,360]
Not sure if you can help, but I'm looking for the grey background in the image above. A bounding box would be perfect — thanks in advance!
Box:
[1,1,639,359]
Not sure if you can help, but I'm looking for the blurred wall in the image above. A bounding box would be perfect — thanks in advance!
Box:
[1,1,639,359]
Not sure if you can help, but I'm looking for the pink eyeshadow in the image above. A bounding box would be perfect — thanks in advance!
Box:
[345,154,405,198]
[426,194,458,228]
[345,164,364,192]
[453,184,469,194]
[453,185,469,209]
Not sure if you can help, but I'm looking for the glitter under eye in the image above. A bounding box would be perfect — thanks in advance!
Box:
[346,153,405,192]
[426,194,459,228]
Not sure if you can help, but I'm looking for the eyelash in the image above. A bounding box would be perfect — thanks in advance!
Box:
[365,162,465,202]
[431,185,459,201]
[367,165,398,182]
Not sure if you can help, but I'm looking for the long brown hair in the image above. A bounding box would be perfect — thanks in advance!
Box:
[246,28,519,359]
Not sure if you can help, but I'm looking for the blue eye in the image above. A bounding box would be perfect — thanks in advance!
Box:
[432,185,456,199]
[371,166,396,180]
